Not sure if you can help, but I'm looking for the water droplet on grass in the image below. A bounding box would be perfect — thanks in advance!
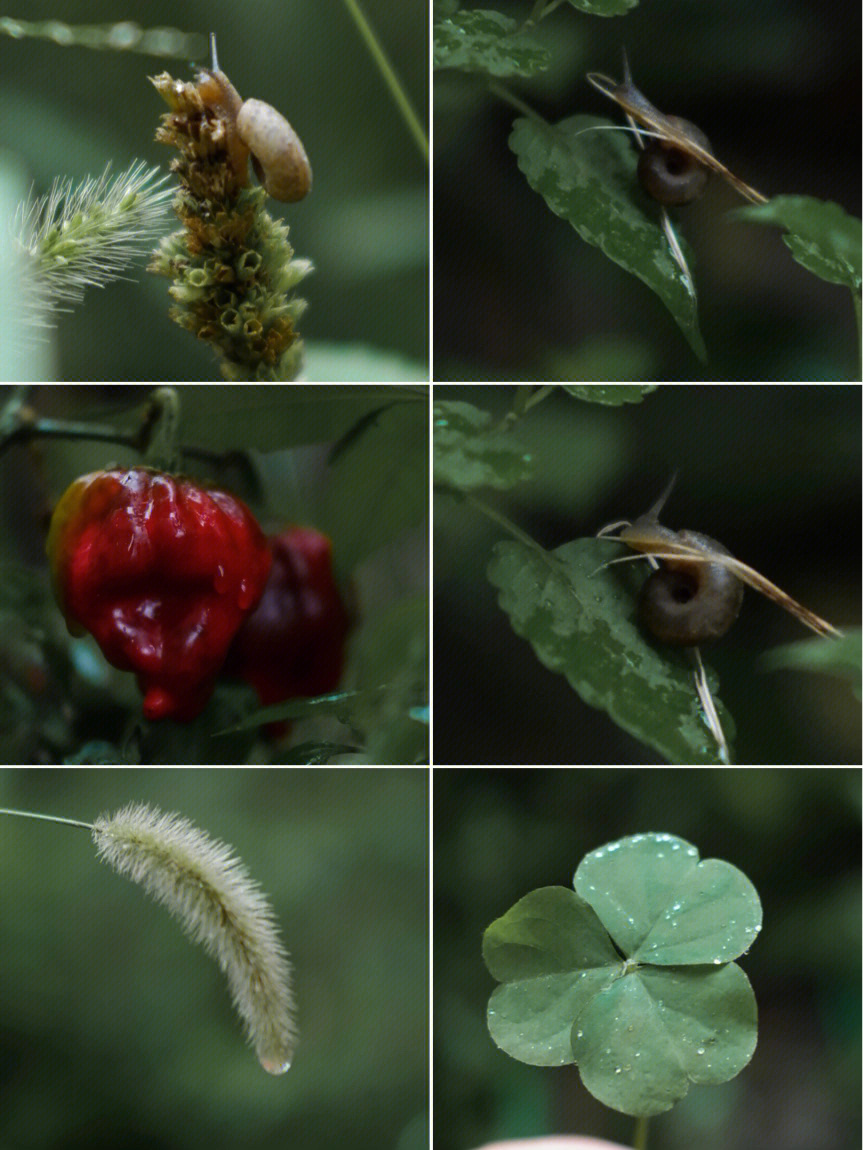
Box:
[259,1055,291,1075]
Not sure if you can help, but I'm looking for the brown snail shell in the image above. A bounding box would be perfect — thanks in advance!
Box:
[636,530,744,645]
[637,117,711,206]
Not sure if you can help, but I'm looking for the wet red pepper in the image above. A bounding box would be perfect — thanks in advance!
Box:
[226,526,350,712]
[47,467,271,721]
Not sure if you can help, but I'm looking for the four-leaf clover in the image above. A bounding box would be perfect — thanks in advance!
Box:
[483,832,762,1116]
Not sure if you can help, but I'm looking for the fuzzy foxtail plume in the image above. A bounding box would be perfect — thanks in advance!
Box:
[92,803,296,1074]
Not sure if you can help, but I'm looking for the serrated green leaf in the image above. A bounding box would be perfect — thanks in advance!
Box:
[434,9,550,77]
[564,0,639,14]
[509,115,706,361]
[486,537,733,763]
[561,384,658,405]
[434,400,534,491]
[483,833,761,1116]
[731,196,862,292]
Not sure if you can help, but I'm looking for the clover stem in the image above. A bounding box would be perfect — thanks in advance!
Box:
[632,1114,649,1150]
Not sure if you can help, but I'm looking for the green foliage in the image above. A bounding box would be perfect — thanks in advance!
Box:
[0,768,428,1150]
[564,0,640,14]
[762,629,862,700]
[433,9,550,77]
[483,832,761,1117]
[176,385,426,453]
[561,384,657,405]
[509,116,706,360]
[732,196,862,292]
[487,536,733,764]
[0,385,428,766]
[433,401,534,491]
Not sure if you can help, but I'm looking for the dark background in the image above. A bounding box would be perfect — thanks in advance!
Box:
[0,0,428,380]
[434,0,862,381]
[0,767,428,1149]
[434,767,862,1150]
[434,384,861,765]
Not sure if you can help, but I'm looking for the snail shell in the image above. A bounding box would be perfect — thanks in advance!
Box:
[236,99,311,203]
[637,116,711,206]
[197,68,311,202]
[636,529,744,645]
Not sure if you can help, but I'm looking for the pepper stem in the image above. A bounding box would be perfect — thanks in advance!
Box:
[142,387,182,472]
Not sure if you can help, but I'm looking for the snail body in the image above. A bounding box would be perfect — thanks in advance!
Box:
[196,48,311,203]
[618,485,744,646]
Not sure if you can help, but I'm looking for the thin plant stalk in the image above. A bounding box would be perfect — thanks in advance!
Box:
[340,0,428,163]
[632,1115,649,1149]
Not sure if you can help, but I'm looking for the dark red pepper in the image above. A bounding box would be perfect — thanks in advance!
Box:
[226,527,350,711]
[47,467,271,721]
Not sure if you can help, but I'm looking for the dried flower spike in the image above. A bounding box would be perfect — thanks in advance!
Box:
[92,803,297,1074]
[149,57,312,380]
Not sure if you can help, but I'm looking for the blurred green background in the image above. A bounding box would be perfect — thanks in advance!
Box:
[0,766,428,1149]
[434,767,861,1150]
[434,385,861,765]
[0,384,429,764]
[0,0,428,380]
[434,0,861,381]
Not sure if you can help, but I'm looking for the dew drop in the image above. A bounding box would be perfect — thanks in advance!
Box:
[213,564,228,593]
[259,1055,291,1075]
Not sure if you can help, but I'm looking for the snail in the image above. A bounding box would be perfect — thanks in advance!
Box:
[636,118,712,207]
[618,486,744,645]
[586,56,767,206]
[197,33,311,203]
[598,478,840,646]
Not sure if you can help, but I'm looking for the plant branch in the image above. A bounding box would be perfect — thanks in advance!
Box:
[487,81,546,123]
[632,1115,649,1150]
[0,807,93,830]
[340,0,428,164]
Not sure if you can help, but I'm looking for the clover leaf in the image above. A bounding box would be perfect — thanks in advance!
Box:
[483,832,761,1117]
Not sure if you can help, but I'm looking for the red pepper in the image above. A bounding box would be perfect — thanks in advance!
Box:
[47,467,271,721]
[226,527,350,712]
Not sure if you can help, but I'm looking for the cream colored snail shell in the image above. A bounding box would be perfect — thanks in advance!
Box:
[637,116,711,206]
[237,98,311,203]
[197,68,311,203]
[637,529,744,645]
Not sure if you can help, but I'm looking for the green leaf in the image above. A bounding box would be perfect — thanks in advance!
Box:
[574,962,757,1116]
[178,385,427,451]
[486,537,733,763]
[561,384,658,405]
[483,833,761,1117]
[319,401,429,573]
[509,115,707,361]
[575,834,762,964]
[564,0,639,14]
[434,401,534,491]
[485,887,621,1066]
[302,342,428,382]
[433,10,550,77]
[761,629,862,699]
[731,196,862,292]
[350,596,430,765]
